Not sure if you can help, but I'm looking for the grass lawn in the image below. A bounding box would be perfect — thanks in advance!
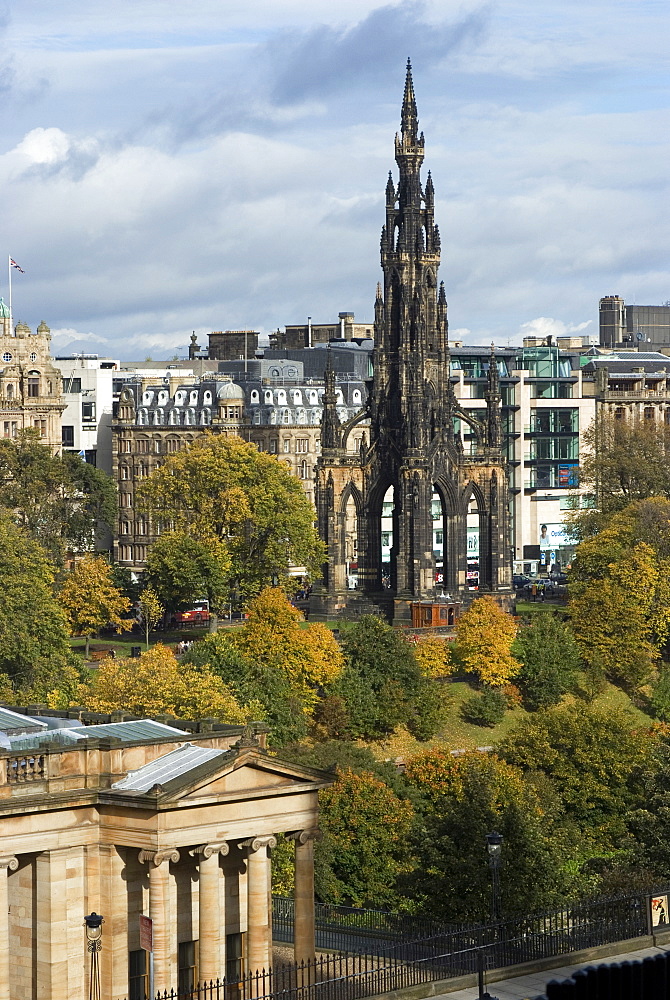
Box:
[70,627,210,660]
[370,673,656,762]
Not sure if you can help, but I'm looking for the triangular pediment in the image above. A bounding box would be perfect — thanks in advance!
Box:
[108,745,332,804]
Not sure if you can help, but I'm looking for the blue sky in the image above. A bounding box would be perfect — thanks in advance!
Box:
[0,0,668,359]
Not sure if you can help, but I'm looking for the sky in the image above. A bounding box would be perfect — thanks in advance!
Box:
[0,0,668,360]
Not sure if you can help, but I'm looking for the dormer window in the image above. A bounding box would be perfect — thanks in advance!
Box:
[251,390,259,403]
[264,391,273,404]
[189,390,198,405]
[175,391,185,406]
[203,390,212,405]
[277,389,287,404]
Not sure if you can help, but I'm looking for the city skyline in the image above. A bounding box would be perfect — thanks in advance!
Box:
[1,0,668,359]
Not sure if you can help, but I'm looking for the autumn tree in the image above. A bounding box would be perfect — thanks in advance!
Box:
[187,589,344,743]
[137,586,164,649]
[514,613,581,710]
[569,499,670,687]
[80,643,246,721]
[573,414,670,538]
[0,429,116,563]
[0,513,81,702]
[59,554,131,657]
[333,615,449,741]
[137,434,324,599]
[412,635,455,678]
[452,595,520,687]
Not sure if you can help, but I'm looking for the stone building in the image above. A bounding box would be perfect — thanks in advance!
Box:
[0,705,328,1000]
[313,63,511,620]
[112,361,367,572]
[113,376,246,570]
[0,303,65,450]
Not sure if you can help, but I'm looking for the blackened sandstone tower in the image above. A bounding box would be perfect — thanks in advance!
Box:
[313,62,511,621]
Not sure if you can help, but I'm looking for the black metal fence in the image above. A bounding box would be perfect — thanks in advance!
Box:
[136,888,660,1000]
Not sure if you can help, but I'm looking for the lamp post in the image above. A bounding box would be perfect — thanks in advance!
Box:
[485,831,504,922]
[84,912,103,1000]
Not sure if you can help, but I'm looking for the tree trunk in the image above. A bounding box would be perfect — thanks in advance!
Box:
[85,634,91,659]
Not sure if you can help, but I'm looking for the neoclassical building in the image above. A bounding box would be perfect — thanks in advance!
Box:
[0,706,328,999]
[313,63,511,620]
[0,303,65,451]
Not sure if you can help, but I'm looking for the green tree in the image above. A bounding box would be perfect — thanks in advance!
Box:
[0,429,116,563]
[403,748,575,921]
[187,632,307,746]
[315,767,416,908]
[137,586,164,649]
[460,686,507,727]
[138,434,324,599]
[499,704,656,843]
[80,643,246,721]
[334,615,448,741]
[60,554,131,657]
[0,514,81,701]
[145,530,231,622]
[453,596,520,687]
[514,613,581,710]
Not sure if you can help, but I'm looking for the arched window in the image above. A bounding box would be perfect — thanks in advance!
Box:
[251,390,260,403]
[307,390,318,404]
[5,384,13,399]
[189,390,198,405]
[277,389,287,404]
[203,390,213,405]
[200,407,212,425]
[185,408,195,425]
[174,391,185,406]
[158,390,168,405]
[265,390,273,404]
[137,408,148,426]
[142,390,154,405]
[296,408,307,425]
[353,389,362,405]
[282,408,291,425]
[168,409,179,425]
[292,390,303,405]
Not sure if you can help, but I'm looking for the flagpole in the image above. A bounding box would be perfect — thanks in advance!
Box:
[7,256,11,330]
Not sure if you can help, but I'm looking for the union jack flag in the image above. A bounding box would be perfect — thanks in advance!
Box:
[9,258,24,273]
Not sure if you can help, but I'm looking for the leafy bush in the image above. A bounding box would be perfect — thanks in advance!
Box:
[461,687,507,727]
[650,669,670,721]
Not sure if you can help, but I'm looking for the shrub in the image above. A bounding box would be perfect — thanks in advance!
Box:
[461,687,507,727]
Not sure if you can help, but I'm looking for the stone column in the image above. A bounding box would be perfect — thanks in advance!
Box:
[0,856,17,1000]
[287,831,320,967]
[191,842,229,984]
[139,848,180,993]
[239,837,276,976]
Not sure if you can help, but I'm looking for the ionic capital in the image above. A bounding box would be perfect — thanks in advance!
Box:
[286,829,322,846]
[238,835,277,853]
[0,856,18,872]
[138,848,180,867]
[190,841,230,860]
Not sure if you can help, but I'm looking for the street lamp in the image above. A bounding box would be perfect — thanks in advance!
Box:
[485,831,504,922]
[84,912,103,1000]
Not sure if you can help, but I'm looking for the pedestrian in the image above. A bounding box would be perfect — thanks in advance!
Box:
[531,583,537,602]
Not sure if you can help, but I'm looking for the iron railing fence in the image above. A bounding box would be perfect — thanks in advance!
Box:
[272,897,466,953]
[129,888,663,1000]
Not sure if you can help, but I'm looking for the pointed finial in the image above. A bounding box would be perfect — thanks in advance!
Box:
[376,281,383,301]
[401,57,418,139]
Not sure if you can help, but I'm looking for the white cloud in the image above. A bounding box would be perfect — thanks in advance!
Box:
[0,1,666,358]
[518,317,593,340]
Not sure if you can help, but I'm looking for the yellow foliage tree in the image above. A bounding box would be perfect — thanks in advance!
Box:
[60,554,131,657]
[228,587,344,712]
[453,595,519,687]
[80,643,246,721]
[412,635,455,678]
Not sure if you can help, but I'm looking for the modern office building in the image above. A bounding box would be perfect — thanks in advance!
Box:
[54,355,120,473]
[599,295,670,351]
